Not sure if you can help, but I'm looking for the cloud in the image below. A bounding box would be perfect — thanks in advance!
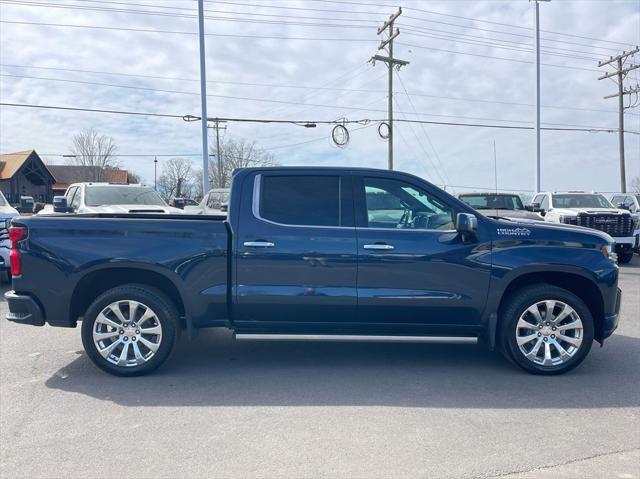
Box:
[0,0,638,194]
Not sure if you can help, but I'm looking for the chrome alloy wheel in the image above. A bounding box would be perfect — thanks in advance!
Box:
[92,300,163,367]
[515,300,584,367]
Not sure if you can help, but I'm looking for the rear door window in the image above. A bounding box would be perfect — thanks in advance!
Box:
[259,175,349,227]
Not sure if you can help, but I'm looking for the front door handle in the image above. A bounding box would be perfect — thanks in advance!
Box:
[243,241,275,248]
[363,243,394,250]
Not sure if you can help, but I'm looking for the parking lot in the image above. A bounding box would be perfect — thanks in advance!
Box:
[0,259,638,478]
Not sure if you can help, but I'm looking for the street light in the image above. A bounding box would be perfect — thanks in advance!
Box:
[530,0,551,194]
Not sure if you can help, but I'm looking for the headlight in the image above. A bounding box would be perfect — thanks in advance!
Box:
[600,244,617,262]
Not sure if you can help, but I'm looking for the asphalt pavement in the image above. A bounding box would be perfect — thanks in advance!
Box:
[1,259,639,478]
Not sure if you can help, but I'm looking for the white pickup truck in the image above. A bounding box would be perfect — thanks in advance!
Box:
[39,183,185,215]
[531,191,637,264]
[0,190,20,281]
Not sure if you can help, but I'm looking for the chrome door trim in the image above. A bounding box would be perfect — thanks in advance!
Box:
[243,241,275,248]
[363,244,395,250]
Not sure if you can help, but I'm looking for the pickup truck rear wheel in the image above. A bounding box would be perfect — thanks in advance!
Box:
[500,285,594,375]
[81,284,179,376]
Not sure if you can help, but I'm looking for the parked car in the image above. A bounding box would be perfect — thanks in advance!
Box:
[458,193,543,221]
[44,183,185,215]
[14,196,34,215]
[531,191,636,263]
[0,190,20,282]
[169,197,198,209]
[6,167,621,377]
[184,188,229,215]
[610,193,640,254]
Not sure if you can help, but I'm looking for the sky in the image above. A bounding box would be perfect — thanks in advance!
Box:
[0,0,639,196]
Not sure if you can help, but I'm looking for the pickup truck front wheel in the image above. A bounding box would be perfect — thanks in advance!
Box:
[500,285,594,375]
[81,285,179,376]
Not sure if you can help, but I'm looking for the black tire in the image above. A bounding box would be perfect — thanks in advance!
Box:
[81,284,180,376]
[499,284,594,375]
[618,251,634,264]
[0,270,10,284]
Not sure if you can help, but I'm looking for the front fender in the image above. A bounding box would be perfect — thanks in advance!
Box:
[482,241,618,349]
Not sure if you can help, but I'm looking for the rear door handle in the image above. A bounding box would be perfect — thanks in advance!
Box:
[243,241,275,248]
[363,243,394,250]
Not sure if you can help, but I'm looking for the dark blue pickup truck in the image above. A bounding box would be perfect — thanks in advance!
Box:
[5,168,621,376]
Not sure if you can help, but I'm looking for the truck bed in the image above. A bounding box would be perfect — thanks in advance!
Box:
[12,214,230,328]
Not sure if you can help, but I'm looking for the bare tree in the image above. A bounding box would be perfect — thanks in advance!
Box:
[157,158,198,201]
[207,138,278,188]
[126,170,142,185]
[69,128,119,181]
[631,176,640,194]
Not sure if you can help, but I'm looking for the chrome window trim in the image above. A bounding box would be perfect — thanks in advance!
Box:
[357,227,458,233]
[252,174,458,233]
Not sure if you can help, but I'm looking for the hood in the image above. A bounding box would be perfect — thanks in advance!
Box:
[84,205,185,214]
[480,209,543,221]
[491,217,614,244]
[551,207,630,216]
[0,204,19,219]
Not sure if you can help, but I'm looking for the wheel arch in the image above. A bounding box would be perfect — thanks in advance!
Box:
[70,266,186,325]
[494,270,605,345]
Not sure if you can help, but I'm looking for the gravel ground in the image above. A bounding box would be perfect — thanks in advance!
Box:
[1,258,639,479]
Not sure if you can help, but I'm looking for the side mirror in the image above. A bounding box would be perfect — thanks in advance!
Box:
[530,202,546,216]
[456,212,477,241]
[53,196,72,213]
[616,202,630,211]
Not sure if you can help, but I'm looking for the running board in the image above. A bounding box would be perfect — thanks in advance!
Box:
[234,334,477,344]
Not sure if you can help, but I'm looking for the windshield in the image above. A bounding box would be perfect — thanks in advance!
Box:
[85,186,166,207]
[459,194,524,210]
[0,191,7,207]
[552,194,612,209]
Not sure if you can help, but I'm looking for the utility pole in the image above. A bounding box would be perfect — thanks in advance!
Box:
[598,46,640,193]
[493,141,498,194]
[207,119,227,188]
[530,0,550,194]
[197,0,210,196]
[370,7,408,170]
[154,156,158,190]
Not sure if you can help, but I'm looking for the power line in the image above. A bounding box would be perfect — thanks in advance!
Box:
[0,19,378,41]
[4,72,622,128]
[0,19,606,73]
[399,30,600,62]
[396,42,600,73]
[393,97,447,186]
[62,0,612,59]
[312,0,637,48]
[394,72,452,187]
[0,0,374,29]
[597,47,640,193]
[0,1,630,56]
[3,63,634,116]
[197,0,628,54]
[3,102,638,134]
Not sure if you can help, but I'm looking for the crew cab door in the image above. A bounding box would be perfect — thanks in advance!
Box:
[354,173,491,328]
[234,171,357,329]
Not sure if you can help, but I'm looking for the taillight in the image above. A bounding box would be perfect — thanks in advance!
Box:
[9,226,28,276]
